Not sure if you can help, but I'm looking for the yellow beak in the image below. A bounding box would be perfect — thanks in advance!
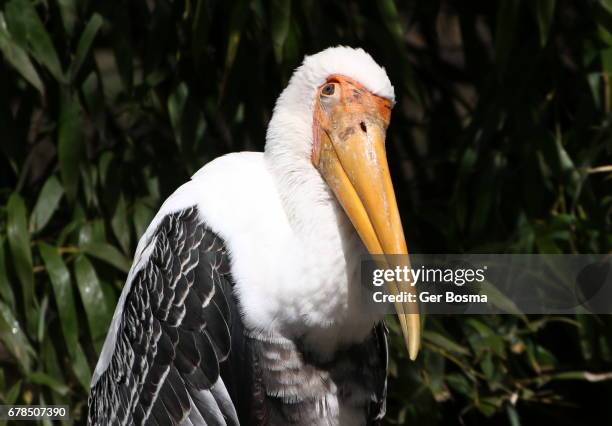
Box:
[316,112,420,360]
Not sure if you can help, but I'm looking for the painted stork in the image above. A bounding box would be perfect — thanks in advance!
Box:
[88,46,420,425]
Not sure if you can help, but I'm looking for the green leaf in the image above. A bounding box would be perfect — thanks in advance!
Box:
[57,0,77,36]
[377,0,403,42]
[168,83,189,148]
[223,0,249,78]
[36,293,49,343]
[111,8,133,92]
[6,379,22,404]
[0,12,44,94]
[506,405,521,426]
[533,0,556,47]
[526,341,557,373]
[111,194,131,254]
[58,91,84,203]
[81,242,132,273]
[0,237,16,310]
[27,371,69,396]
[4,0,64,81]
[535,235,562,254]
[74,255,111,353]
[271,0,291,63]
[39,337,71,413]
[39,243,80,357]
[72,342,92,390]
[480,279,527,319]
[81,162,98,208]
[477,395,503,417]
[69,13,104,82]
[465,318,506,357]
[0,299,33,373]
[29,175,64,233]
[6,193,35,325]
[424,331,471,356]
[587,72,602,109]
[480,352,495,380]
[593,0,612,35]
[133,200,154,238]
[545,370,612,382]
[98,151,114,187]
[192,0,213,67]
[445,373,472,397]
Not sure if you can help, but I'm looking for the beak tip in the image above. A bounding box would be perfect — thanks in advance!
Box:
[409,342,419,361]
[404,313,421,361]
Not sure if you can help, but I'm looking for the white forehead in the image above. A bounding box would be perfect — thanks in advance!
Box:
[298,46,395,102]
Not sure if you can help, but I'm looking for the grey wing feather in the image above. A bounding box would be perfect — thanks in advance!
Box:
[88,207,239,425]
[244,322,389,425]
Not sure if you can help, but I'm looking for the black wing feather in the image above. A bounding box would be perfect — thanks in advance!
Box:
[88,207,240,425]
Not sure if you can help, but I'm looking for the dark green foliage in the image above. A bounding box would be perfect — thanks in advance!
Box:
[0,0,611,424]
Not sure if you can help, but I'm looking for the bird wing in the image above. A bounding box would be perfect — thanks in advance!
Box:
[88,206,239,425]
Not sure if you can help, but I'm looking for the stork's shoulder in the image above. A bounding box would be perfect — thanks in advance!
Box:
[157,151,276,221]
[189,152,292,245]
[133,152,289,263]
[192,152,286,219]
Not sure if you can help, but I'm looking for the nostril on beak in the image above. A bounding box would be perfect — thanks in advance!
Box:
[360,122,367,133]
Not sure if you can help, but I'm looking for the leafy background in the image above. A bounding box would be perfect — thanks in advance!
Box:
[0,0,611,424]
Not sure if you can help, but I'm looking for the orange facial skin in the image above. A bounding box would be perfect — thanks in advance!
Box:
[312,74,392,166]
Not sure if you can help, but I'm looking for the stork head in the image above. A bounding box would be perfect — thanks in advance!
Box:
[265,46,420,360]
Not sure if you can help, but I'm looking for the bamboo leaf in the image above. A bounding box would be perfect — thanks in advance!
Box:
[98,151,114,187]
[57,0,77,36]
[0,12,44,94]
[36,293,49,344]
[377,0,403,42]
[4,0,64,81]
[592,0,612,35]
[533,0,556,47]
[133,200,154,238]
[271,0,291,63]
[27,371,69,396]
[111,194,131,254]
[69,13,104,81]
[72,342,92,390]
[58,91,84,203]
[29,175,64,233]
[0,237,16,310]
[506,405,521,426]
[6,380,22,404]
[39,243,79,357]
[0,300,33,373]
[479,279,527,320]
[74,255,111,353]
[6,193,35,326]
[40,337,70,409]
[81,242,132,273]
[223,0,249,79]
[424,331,471,356]
[168,83,189,148]
[111,8,133,91]
[192,0,212,66]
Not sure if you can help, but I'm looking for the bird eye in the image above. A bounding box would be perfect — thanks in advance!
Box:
[321,83,336,96]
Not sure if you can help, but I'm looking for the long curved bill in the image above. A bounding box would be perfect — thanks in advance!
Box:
[315,105,421,360]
